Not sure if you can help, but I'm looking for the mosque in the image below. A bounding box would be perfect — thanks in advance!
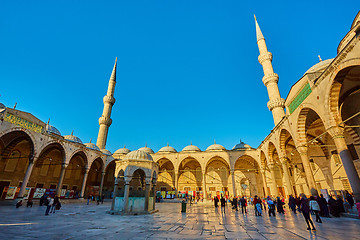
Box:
[1,12,360,205]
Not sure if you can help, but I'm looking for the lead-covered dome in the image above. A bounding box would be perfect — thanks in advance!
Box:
[232,141,252,150]
[64,132,83,144]
[305,59,334,75]
[182,144,201,152]
[84,142,100,151]
[114,146,131,155]
[206,143,226,151]
[138,145,154,154]
[46,124,61,136]
[123,150,153,161]
[158,145,177,153]
[101,149,112,156]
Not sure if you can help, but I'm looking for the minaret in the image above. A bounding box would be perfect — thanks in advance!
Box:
[96,58,117,150]
[255,16,285,125]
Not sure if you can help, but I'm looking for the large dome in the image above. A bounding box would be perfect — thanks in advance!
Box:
[206,143,226,151]
[305,59,334,75]
[114,146,131,155]
[158,145,177,153]
[45,124,61,136]
[84,142,100,151]
[123,150,153,161]
[232,141,252,150]
[138,146,154,154]
[64,132,83,144]
[182,144,201,152]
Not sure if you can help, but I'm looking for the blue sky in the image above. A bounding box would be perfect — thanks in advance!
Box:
[0,1,357,153]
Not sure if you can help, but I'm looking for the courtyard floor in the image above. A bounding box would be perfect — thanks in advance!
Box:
[0,200,359,240]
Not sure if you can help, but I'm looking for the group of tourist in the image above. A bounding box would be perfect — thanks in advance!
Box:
[212,190,357,231]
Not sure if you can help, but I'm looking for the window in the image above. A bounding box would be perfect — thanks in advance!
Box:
[309,159,316,171]
[184,187,191,191]
[196,187,202,191]
[341,179,351,192]
[331,150,341,166]
[49,184,57,189]
[209,187,216,191]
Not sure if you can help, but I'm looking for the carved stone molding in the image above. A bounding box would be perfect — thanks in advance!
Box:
[327,126,345,139]
[258,52,273,64]
[267,98,285,111]
[262,73,279,86]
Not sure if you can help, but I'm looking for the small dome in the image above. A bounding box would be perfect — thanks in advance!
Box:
[64,133,83,144]
[84,142,100,151]
[182,144,201,152]
[206,143,226,151]
[114,146,131,155]
[123,150,153,161]
[232,141,252,150]
[101,149,112,156]
[138,146,154,154]
[305,59,334,75]
[46,124,61,135]
[158,145,177,153]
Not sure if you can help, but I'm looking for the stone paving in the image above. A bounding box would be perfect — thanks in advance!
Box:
[0,200,359,239]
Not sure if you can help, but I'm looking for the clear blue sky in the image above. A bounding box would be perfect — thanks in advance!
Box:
[0,1,357,153]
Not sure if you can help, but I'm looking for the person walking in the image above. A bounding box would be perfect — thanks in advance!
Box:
[300,194,316,231]
[309,196,322,223]
[87,195,91,205]
[240,196,247,214]
[276,197,285,214]
[288,195,297,214]
[328,196,340,217]
[220,195,226,214]
[319,194,329,217]
[232,197,238,211]
[253,195,259,216]
[214,196,219,208]
[256,199,262,216]
[45,196,53,216]
[101,194,105,204]
[267,197,276,217]
[50,196,59,213]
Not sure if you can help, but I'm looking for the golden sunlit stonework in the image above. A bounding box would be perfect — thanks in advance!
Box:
[0,12,360,210]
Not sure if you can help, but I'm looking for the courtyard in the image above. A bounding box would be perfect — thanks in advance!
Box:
[0,201,359,240]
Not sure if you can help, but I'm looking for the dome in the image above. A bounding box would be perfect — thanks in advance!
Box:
[123,150,153,161]
[114,146,131,155]
[84,142,100,151]
[158,145,177,153]
[182,144,201,152]
[305,59,334,75]
[232,141,252,150]
[101,149,112,156]
[138,146,154,154]
[64,132,83,144]
[45,124,61,135]
[206,143,226,151]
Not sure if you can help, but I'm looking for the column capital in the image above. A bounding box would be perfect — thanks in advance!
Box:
[124,176,132,184]
[62,163,69,168]
[268,163,276,170]
[279,156,289,164]
[145,177,152,185]
[327,126,345,139]
[297,146,308,156]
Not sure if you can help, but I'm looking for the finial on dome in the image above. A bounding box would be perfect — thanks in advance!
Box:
[190,141,192,145]
[318,55,322,62]
[145,143,147,147]
[167,142,169,147]
[71,130,74,136]
[47,118,50,125]
[13,102,17,109]
[90,138,92,143]
[214,139,216,144]
[254,14,264,42]
[124,144,126,148]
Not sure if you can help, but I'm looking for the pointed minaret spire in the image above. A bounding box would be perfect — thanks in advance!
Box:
[96,58,117,150]
[254,16,285,125]
[254,15,264,42]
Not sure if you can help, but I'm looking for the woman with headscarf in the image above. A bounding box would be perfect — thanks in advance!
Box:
[300,194,316,231]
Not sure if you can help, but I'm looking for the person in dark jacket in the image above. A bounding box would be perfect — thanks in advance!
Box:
[240,196,247,214]
[319,194,329,217]
[220,195,226,214]
[214,196,219,208]
[328,196,340,217]
[345,190,354,208]
[336,196,345,213]
[276,197,285,214]
[300,194,316,231]
[288,195,297,214]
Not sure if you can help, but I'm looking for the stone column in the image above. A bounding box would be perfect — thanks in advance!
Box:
[110,177,119,211]
[269,164,278,196]
[328,126,360,201]
[202,170,207,200]
[80,167,90,199]
[230,170,236,197]
[144,178,151,212]
[99,171,106,197]
[123,177,131,213]
[174,171,179,198]
[16,156,35,201]
[297,146,317,194]
[260,169,269,197]
[56,163,67,197]
[152,184,156,210]
[280,157,294,196]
